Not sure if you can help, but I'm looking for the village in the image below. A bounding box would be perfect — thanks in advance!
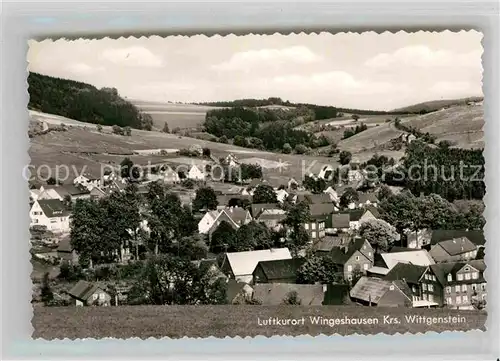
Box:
[29,144,486,311]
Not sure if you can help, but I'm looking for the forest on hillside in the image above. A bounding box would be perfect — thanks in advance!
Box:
[28,72,153,130]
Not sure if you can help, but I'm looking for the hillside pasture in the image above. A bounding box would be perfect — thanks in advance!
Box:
[130,100,221,130]
[32,305,486,339]
[337,122,404,153]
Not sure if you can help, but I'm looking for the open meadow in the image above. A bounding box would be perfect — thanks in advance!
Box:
[32,305,486,339]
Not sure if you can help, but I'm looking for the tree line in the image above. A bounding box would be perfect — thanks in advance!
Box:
[28,72,153,130]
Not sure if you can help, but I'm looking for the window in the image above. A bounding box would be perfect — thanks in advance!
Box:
[446,297,452,305]
[50,219,57,223]
[311,223,316,230]
[99,293,105,300]
[465,273,471,280]
[462,295,468,303]
[461,284,467,292]
[368,252,372,257]
[33,219,38,224]
[422,284,427,291]
[363,264,369,271]
[363,245,366,249]
[355,256,360,261]
[347,275,352,281]
[311,232,317,239]
[423,294,428,300]
[472,284,476,291]
[93,294,98,300]
[447,274,453,282]
[455,285,460,293]
[429,294,434,302]
[456,296,461,304]
[457,274,464,281]
[481,283,486,291]
[347,265,353,272]
[432,275,436,281]
[446,286,451,293]
[425,274,429,280]
[472,272,479,279]
[464,267,470,271]
[304,223,309,230]
[428,284,434,292]
[412,286,416,293]
[389,285,395,290]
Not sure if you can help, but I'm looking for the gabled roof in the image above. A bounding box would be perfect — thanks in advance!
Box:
[37,199,70,218]
[225,248,292,277]
[68,280,106,301]
[435,237,477,256]
[384,263,428,284]
[430,230,485,246]
[430,259,486,286]
[313,236,347,252]
[358,192,379,204]
[218,207,250,225]
[309,203,336,218]
[251,203,280,218]
[296,193,332,205]
[253,283,324,305]
[381,250,435,270]
[330,213,350,228]
[350,276,409,304]
[46,184,90,197]
[257,208,287,222]
[328,237,367,265]
[254,258,306,281]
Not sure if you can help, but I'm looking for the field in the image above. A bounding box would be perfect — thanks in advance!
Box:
[32,305,486,339]
[400,105,484,148]
[130,100,221,130]
[29,111,335,183]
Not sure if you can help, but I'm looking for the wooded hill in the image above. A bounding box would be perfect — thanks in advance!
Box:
[28,72,153,130]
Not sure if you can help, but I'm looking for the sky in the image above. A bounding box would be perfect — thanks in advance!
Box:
[27,31,483,111]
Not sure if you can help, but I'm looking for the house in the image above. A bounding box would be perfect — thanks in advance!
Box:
[318,165,335,180]
[429,237,478,263]
[313,236,349,253]
[67,280,111,306]
[252,258,306,284]
[323,284,351,305]
[432,259,486,310]
[187,165,205,181]
[251,203,280,218]
[323,186,339,203]
[73,174,101,191]
[324,237,375,282]
[304,203,336,240]
[198,207,252,235]
[89,186,107,200]
[406,228,433,249]
[256,208,287,231]
[427,230,485,249]
[252,283,325,305]
[275,189,289,203]
[296,193,332,205]
[226,279,253,304]
[350,192,379,209]
[328,213,351,234]
[40,184,91,202]
[350,276,412,307]
[29,189,42,203]
[380,249,435,271]
[345,206,379,230]
[30,199,71,233]
[57,235,79,264]
[220,248,292,283]
[384,262,442,306]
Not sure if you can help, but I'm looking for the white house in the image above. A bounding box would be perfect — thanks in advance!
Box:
[348,208,379,230]
[221,248,293,283]
[73,174,101,191]
[198,207,252,235]
[30,199,71,233]
[187,165,205,181]
[275,189,289,203]
[38,188,63,201]
[318,165,335,180]
[324,186,339,203]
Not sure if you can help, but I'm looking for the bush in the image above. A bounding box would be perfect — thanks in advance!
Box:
[124,126,132,136]
[294,143,308,154]
[96,124,103,132]
[282,143,292,154]
[112,125,124,135]
[218,135,228,144]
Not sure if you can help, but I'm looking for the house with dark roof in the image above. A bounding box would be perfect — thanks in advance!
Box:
[328,206,379,232]
[320,237,375,282]
[432,259,486,310]
[384,263,443,307]
[295,193,332,205]
[429,230,485,248]
[30,199,71,233]
[328,213,351,234]
[429,237,478,263]
[303,203,336,241]
[252,258,306,284]
[350,276,412,307]
[89,186,107,200]
[256,208,287,231]
[348,192,379,209]
[252,283,326,305]
[67,280,111,306]
[39,184,91,202]
[251,203,281,218]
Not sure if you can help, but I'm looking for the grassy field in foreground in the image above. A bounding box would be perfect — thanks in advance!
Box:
[32,305,486,339]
